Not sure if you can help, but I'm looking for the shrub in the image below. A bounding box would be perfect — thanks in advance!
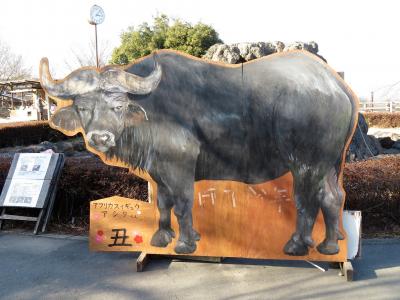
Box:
[0,121,68,148]
[0,156,147,225]
[0,155,399,235]
[363,112,400,128]
[343,155,400,234]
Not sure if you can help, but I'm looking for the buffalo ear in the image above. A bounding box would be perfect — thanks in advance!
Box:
[125,104,148,127]
[50,106,81,132]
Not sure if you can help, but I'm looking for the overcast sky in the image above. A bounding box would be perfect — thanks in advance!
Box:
[1,0,399,99]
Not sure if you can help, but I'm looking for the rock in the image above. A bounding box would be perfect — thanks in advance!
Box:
[234,42,277,61]
[273,41,285,52]
[284,41,326,62]
[203,41,325,63]
[70,137,86,152]
[382,148,400,155]
[54,141,75,154]
[393,141,400,150]
[368,127,400,141]
[284,41,318,53]
[348,113,382,161]
[379,137,395,149]
[39,141,57,151]
[17,145,47,153]
[0,136,88,157]
[203,44,241,64]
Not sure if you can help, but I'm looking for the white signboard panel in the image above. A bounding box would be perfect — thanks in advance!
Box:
[2,179,44,207]
[13,153,52,180]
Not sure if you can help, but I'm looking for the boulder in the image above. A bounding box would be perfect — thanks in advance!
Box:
[393,140,400,150]
[0,136,89,157]
[381,148,400,155]
[284,41,326,62]
[233,42,279,61]
[39,141,57,151]
[203,44,241,64]
[348,113,382,161]
[379,137,395,149]
[368,128,400,141]
[203,41,325,63]
[284,41,318,53]
[54,141,75,154]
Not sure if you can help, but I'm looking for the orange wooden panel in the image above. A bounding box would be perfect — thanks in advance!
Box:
[90,172,347,262]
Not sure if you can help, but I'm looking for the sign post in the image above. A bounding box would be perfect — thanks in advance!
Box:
[88,4,105,68]
[0,153,65,234]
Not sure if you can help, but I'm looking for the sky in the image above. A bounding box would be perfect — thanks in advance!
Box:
[1,0,400,99]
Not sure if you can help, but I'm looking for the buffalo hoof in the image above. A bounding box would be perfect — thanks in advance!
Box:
[174,240,196,254]
[317,240,339,255]
[191,229,201,241]
[150,229,174,248]
[284,238,309,256]
[303,235,315,247]
[166,227,176,238]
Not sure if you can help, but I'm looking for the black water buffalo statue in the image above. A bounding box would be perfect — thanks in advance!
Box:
[40,50,357,255]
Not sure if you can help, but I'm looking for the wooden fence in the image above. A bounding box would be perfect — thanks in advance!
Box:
[359,101,400,113]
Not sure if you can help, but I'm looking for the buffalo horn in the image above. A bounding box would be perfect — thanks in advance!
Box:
[101,59,162,94]
[39,58,98,99]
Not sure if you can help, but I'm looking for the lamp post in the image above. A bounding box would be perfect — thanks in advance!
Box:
[88,4,105,68]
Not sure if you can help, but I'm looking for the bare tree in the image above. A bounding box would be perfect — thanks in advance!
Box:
[65,40,112,71]
[0,42,31,82]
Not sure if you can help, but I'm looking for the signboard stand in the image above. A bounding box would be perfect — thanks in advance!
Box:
[0,153,65,234]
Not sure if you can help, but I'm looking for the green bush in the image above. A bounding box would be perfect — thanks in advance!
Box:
[110,14,222,64]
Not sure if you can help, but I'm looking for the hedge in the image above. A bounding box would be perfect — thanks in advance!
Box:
[0,155,399,235]
[343,155,400,234]
[0,156,147,230]
[363,112,400,128]
[0,121,68,148]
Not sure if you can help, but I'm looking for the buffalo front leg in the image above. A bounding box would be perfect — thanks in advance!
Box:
[150,186,175,248]
[173,184,198,254]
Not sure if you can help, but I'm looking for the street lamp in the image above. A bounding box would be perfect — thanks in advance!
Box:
[88,4,105,69]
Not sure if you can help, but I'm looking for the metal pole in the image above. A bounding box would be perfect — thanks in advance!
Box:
[371,91,374,111]
[95,24,99,68]
[46,94,51,120]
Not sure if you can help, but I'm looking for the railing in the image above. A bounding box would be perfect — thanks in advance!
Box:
[359,101,400,113]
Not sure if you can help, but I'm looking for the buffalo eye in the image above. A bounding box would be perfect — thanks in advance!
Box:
[113,105,123,112]
[77,106,88,112]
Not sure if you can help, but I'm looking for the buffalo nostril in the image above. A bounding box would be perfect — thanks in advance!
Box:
[91,133,110,146]
[100,134,110,143]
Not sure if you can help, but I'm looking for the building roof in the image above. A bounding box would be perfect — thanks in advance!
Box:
[0,79,42,89]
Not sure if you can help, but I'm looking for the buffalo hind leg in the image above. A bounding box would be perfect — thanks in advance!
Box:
[317,169,343,255]
[284,171,322,256]
[284,195,319,255]
[150,187,175,248]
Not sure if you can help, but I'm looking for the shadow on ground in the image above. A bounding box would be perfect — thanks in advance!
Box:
[0,233,399,299]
